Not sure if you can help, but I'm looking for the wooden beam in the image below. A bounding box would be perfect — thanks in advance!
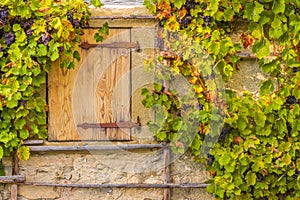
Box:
[163,147,171,200]
[23,140,44,145]
[28,144,168,152]
[11,152,19,200]
[23,182,209,188]
[0,175,26,184]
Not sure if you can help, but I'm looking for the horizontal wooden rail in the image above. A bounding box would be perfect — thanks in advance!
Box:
[91,15,155,20]
[0,175,26,184]
[28,144,168,152]
[23,140,44,145]
[24,182,209,188]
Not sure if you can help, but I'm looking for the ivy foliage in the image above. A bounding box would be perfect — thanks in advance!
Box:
[0,0,106,160]
[144,0,300,199]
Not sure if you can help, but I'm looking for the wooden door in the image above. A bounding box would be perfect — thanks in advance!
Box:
[48,29,133,141]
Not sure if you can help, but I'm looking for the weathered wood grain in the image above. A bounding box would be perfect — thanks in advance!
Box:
[49,29,132,141]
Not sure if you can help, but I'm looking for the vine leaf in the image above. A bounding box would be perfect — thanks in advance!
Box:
[272,0,285,14]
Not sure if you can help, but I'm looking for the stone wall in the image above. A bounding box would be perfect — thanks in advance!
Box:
[2,149,213,200]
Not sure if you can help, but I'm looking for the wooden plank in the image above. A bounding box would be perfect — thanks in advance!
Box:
[48,63,79,141]
[24,182,209,188]
[0,175,25,183]
[95,29,131,141]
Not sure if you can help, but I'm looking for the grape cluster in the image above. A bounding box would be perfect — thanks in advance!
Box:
[0,7,9,26]
[184,0,196,11]
[58,46,64,53]
[30,55,37,62]
[38,32,51,46]
[286,95,297,104]
[272,157,278,163]
[178,15,192,29]
[67,12,80,28]
[207,153,215,166]
[22,19,34,36]
[202,16,212,26]
[196,103,204,110]
[292,169,299,179]
[4,32,15,46]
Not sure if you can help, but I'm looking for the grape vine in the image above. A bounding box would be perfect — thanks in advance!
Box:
[0,0,106,160]
[144,0,300,199]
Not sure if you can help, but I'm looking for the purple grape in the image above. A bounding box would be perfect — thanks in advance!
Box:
[38,32,51,46]
[185,0,196,11]
[4,32,15,46]
[293,67,299,73]
[207,153,215,166]
[30,55,37,61]
[202,16,212,26]
[26,29,33,36]
[0,7,9,19]
[178,15,192,29]
[292,169,299,179]
[67,12,80,28]
[0,18,6,26]
[286,95,297,104]
[196,103,204,110]
[22,19,34,30]
[58,46,64,53]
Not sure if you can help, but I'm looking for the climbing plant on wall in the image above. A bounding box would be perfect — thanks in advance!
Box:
[0,0,108,160]
[143,0,300,199]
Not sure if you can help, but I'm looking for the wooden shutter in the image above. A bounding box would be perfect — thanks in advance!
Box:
[48,29,134,141]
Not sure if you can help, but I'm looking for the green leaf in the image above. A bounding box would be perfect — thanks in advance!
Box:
[50,50,59,61]
[156,131,167,141]
[272,0,285,14]
[19,129,29,140]
[37,44,47,56]
[254,110,266,127]
[223,8,234,21]
[13,24,21,31]
[260,79,274,95]
[17,146,30,161]
[7,99,18,108]
[173,0,184,9]
[73,50,80,62]
[94,23,109,42]
[91,0,103,7]
[245,172,257,186]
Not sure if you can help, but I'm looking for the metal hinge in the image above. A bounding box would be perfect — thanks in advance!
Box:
[77,117,141,129]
